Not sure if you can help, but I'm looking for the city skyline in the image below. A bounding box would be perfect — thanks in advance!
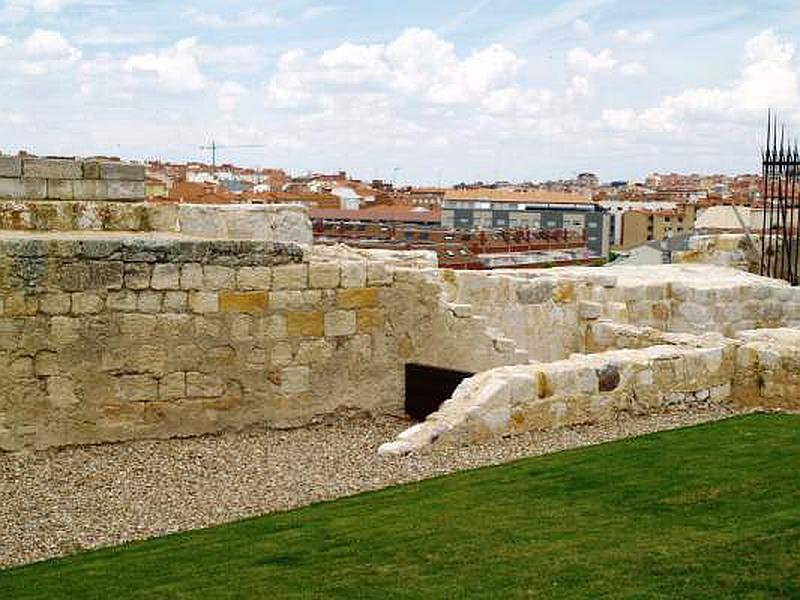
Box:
[0,0,799,184]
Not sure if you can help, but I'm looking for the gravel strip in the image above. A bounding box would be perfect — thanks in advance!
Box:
[0,405,750,570]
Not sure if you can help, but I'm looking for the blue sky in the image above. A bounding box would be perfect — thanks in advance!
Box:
[1,0,800,184]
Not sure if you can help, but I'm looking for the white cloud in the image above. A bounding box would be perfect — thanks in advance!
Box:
[74,26,156,46]
[196,43,268,73]
[217,81,246,112]
[573,19,591,37]
[266,28,523,108]
[567,47,616,71]
[125,37,206,92]
[0,111,27,124]
[302,5,338,20]
[604,29,800,134]
[0,35,11,48]
[17,29,80,74]
[619,62,647,77]
[568,74,590,98]
[182,8,285,28]
[614,28,656,45]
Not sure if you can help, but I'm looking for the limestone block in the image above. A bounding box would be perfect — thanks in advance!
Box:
[263,315,288,339]
[71,292,104,314]
[337,288,379,309]
[219,291,268,314]
[0,156,22,177]
[237,267,271,290]
[367,262,393,286]
[186,372,225,398]
[230,315,253,341]
[46,179,74,200]
[118,314,157,338]
[578,301,603,320]
[50,316,81,343]
[309,263,340,289]
[124,264,151,290]
[146,203,178,232]
[159,372,186,401]
[61,261,123,291]
[137,291,162,314]
[72,180,109,201]
[82,161,102,179]
[203,265,235,290]
[34,351,59,377]
[180,263,203,290]
[10,356,34,377]
[107,290,137,312]
[296,339,334,365]
[288,311,324,337]
[357,308,385,333]
[39,293,70,315]
[163,291,188,313]
[189,292,219,314]
[46,376,79,408]
[449,304,472,318]
[107,181,145,201]
[272,264,308,290]
[517,280,553,305]
[271,342,293,368]
[324,310,356,337]
[340,261,367,288]
[280,366,310,394]
[4,293,38,316]
[116,375,158,402]
[151,264,181,290]
[100,162,145,181]
[23,158,82,180]
[0,178,47,200]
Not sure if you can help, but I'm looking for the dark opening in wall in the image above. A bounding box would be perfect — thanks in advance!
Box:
[405,364,473,422]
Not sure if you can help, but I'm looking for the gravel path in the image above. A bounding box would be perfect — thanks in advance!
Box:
[0,405,749,570]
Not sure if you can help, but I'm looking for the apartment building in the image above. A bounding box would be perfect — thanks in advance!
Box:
[620,204,697,250]
[441,189,612,257]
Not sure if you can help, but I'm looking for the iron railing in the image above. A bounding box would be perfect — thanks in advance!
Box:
[761,112,800,285]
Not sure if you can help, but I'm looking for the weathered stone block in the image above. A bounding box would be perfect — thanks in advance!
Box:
[40,293,71,315]
[100,162,145,181]
[159,372,186,400]
[295,339,333,364]
[186,372,225,398]
[340,261,367,288]
[163,291,188,313]
[71,292,104,314]
[34,351,59,376]
[324,310,356,337]
[107,290,138,312]
[50,316,81,343]
[23,158,82,180]
[230,315,253,341]
[124,264,151,290]
[151,264,181,290]
[367,262,393,286]
[237,267,271,290]
[180,263,203,290]
[46,376,79,407]
[203,265,236,290]
[116,375,158,402]
[0,156,22,178]
[107,180,145,201]
[72,180,109,201]
[271,341,293,368]
[357,308,385,332]
[337,288,379,309]
[4,293,38,316]
[288,311,324,337]
[219,291,268,314]
[272,264,308,290]
[263,315,287,339]
[280,366,310,394]
[46,179,74,200]
[309,263,340,289]
[0,178,47,200]
[189,292,219,314]
[137,291,162,313]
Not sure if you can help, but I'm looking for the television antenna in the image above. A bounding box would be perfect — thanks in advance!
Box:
[199,140,267,174]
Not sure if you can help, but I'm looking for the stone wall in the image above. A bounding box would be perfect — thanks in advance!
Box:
[0,157,145,202]
[3,232,800,453]
[0,202,312,244]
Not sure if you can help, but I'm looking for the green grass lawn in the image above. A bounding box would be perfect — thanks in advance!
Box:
[2,414,799,599]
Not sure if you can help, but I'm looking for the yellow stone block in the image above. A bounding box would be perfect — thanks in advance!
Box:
[337,287,379,309]
[287,311,324,337]
[219,291,268,314]
[357,308,385,332]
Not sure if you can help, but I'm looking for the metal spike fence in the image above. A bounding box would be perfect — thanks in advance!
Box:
[761,112,800,285]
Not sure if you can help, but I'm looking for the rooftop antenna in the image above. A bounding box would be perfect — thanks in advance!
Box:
[199,140,267,176]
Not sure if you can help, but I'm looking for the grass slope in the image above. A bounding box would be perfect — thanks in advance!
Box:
[2,414,799,599]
